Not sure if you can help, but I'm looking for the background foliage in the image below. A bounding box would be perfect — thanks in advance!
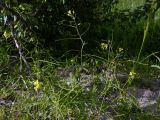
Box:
[0,0,160,64]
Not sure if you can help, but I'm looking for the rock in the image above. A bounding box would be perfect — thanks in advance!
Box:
[115,72,129,83]
[78,74,94,91]
[128,87,160,113]
[56,67,73,79]
[104,71,129,83]
[136,79,160,91]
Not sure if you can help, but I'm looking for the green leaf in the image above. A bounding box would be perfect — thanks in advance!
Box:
[151,65,160,70]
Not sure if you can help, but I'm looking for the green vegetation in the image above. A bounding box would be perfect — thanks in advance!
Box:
[0,0,160,119]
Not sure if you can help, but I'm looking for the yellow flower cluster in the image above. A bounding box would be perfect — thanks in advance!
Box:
[67,10,72,17]
[100,43,108,50]
[67,10,75,19]
[118,48,123,52]
[3,31,11,39]
[129,70,136,79]
[33,80,40,92]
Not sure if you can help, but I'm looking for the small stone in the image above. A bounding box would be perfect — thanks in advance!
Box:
[115,72,129,83]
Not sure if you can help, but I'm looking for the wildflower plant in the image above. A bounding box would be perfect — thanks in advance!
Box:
[65,9,88,64]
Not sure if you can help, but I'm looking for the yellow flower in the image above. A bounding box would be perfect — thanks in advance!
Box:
[70,59,74,62]
[3,31,11,39]
[129,70,136,79]
[100,43,108,50]
[33,80,40,92]
[129,71,136,76]
[67,10,72,17]
[119,48,123,52]
[67,10,75,19]
[30,37,34,42]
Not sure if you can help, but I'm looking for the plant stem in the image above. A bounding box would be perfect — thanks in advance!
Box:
[73,18,85,65]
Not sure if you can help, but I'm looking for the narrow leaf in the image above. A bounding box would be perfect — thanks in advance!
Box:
[153,54,160,62]
[151,65,160,69]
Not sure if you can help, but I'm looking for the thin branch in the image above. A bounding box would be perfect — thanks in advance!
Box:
[10,24,31,75]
